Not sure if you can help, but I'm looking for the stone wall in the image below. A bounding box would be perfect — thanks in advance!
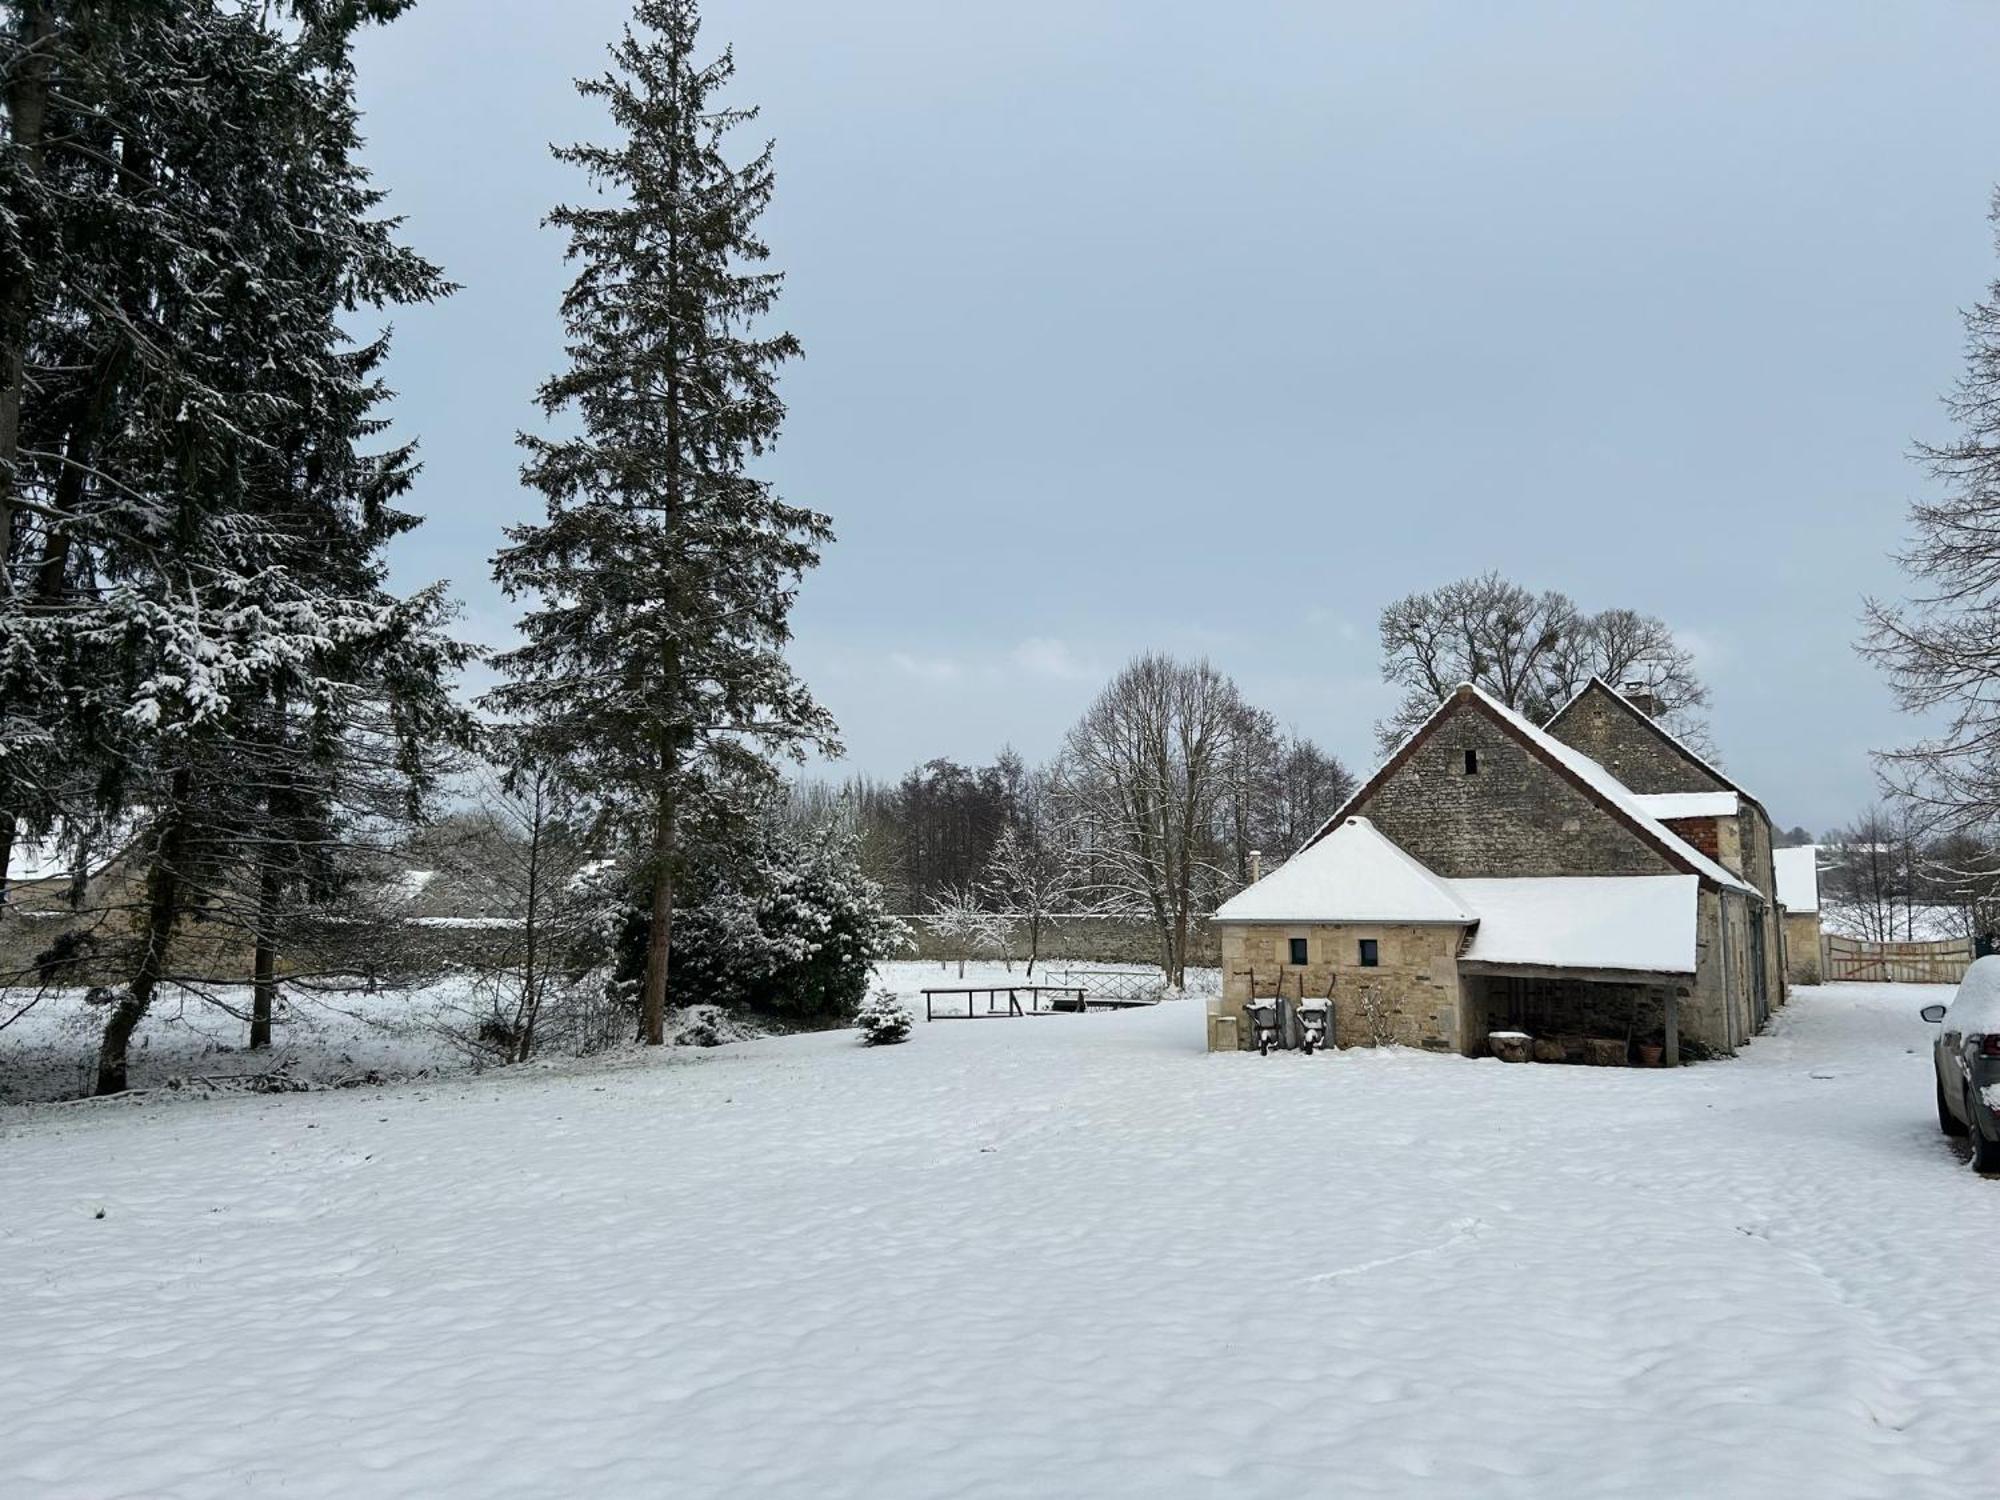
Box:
[897,914,1218,969]
[1353,699,1683,880]
[1543,684,1790,1024]
[1544,686,1731,796]
[1784,911,1822,985]
[1736,810,1787,1010]
[1214,921,1464,1051]
[1685,887,1762,1055]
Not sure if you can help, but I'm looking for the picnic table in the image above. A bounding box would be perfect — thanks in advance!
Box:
[920,985,1088,1021]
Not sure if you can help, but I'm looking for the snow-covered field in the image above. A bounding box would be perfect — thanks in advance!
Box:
[0,960,1179,1104]
[4,981,1997,1498]
[0,980,474,1105]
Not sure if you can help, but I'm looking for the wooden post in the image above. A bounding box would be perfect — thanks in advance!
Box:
[1664,993,1680,1068]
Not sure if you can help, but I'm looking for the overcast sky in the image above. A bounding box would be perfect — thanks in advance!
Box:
[352,1,2000,836]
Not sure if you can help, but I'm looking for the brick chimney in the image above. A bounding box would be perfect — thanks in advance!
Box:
[1248,849,1263,884]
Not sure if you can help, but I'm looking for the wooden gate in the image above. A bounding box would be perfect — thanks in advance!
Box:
[1822,934,1973,985]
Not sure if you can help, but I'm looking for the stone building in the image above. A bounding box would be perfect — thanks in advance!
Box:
[1543,679,1786,1022]
[1773,845,1822,985]
[1209,681,1786,1064]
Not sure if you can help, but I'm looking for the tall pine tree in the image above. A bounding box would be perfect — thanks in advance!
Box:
[490,0,835,1046]
[2,3,469,1091]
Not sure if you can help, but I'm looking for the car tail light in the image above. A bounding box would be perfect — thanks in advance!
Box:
[1981,1034,2000,1059]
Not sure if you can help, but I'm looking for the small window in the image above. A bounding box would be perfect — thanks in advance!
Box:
[1288,937,1309,966]
[1358,938,1380,968]
[1464,748,1480,775]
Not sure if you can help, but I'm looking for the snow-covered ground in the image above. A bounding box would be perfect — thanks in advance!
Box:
[0,979,475,1104]
[0,960,1167,1104]
[4,982,1997,1498]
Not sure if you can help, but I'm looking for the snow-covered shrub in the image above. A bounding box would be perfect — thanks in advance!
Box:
[924,886,1008,977]
[666,1003,765,1048]
[622,811,910,1026]
[854,989,912,1046]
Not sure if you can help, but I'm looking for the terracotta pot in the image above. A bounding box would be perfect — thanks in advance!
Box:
[1636,1042,1665,1068]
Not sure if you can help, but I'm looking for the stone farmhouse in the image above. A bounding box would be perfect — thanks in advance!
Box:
[1209,680,1788,1065]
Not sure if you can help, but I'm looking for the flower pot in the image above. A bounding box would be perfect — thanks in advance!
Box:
[1636,1042,1665,1068]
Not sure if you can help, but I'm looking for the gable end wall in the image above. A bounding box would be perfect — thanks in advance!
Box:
[1348,700,1684,880]
[1546,689,1731,797]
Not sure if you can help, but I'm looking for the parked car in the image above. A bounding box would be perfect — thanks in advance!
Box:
[1922,955,2000,1173]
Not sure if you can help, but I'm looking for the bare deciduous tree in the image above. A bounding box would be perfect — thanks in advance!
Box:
[1862,189,2000,835]
[1377,573,1709,751]
[924,884,1005,978]
[1223,707,1357,867]
[1059,654,1246,988]
[980,774,1082,977]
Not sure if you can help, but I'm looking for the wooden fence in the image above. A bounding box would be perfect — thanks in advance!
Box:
[1822,933,1973,985]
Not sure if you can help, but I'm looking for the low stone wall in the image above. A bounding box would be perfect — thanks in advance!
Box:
[1784,912,1821,986]
[895,914,1216,970]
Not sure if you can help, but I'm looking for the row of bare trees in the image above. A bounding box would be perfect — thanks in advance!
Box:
[1814,808,2000,944]
[854,655,1355,987]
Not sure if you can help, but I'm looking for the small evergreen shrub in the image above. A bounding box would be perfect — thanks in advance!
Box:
[854,989,913,1046]
[608,809,911,1030]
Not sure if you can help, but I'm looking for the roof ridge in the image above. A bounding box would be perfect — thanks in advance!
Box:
[1308,682,1749,892]
[1343,815,1478,915]
[1222,814,1477,925]
[1467,684,1751,892]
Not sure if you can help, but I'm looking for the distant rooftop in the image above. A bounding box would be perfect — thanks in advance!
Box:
[1773,845,1820,914]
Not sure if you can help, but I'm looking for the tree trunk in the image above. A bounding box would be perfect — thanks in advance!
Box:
[0,811,14,921]
[1026,913,1039,978]
[639,780,675,1047]
[250,844,281,1050]
[95,781,189,1095]
[1172,901,1189,992]
[515,775,545,1064]
[66,823,89,910]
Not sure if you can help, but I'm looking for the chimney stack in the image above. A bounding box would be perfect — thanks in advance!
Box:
[1621,681,1661,718]
[1248,849,1263,884]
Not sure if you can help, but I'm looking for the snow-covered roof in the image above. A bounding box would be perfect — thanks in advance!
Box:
[1217,817,1476,926]
[1218,821,1702,974]
[1773,846,1819,914]
[1465,686,1753,894]
[1633,791,1740,821]
[1456,876,1700,975]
